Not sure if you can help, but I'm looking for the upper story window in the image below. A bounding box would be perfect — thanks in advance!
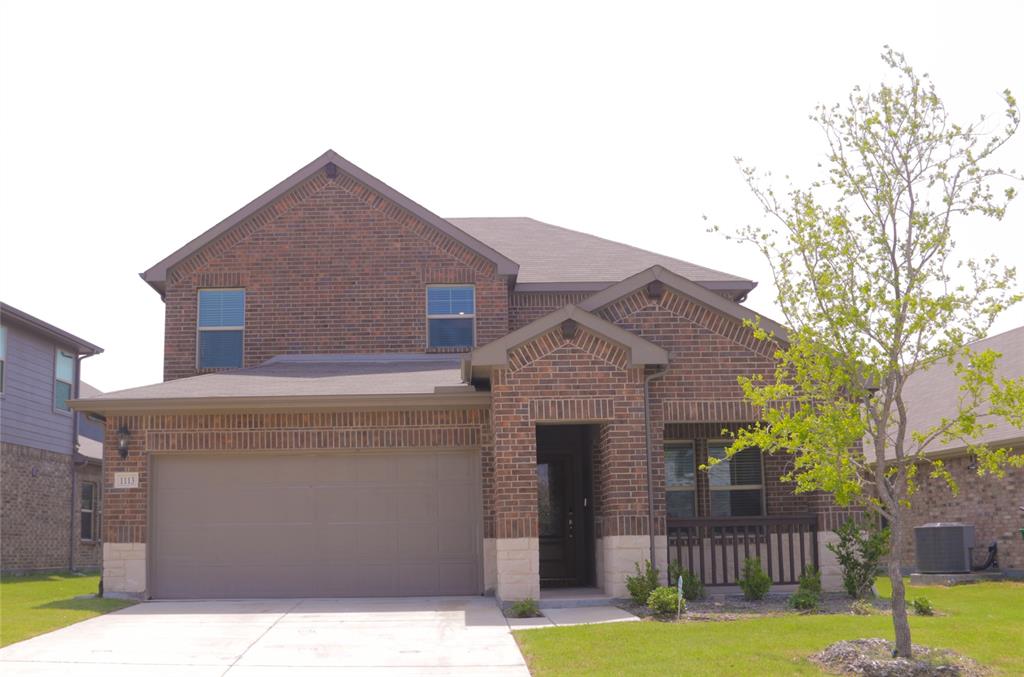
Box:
[426,286,475,349]
[197,289,245,369]
[0,325,6,394]
[708,442,764,517]
[665,440,696,518]
[54,349,74,412]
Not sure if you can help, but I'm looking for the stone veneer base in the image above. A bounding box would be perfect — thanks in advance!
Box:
[102,543,146,595]
[495,537,539,602]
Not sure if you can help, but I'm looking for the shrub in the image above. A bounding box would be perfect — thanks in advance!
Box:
[625,560,660,606]
[788,589,819,610]
[507,598,541,618]
[912,597,935,616]
[788,564,821,609]
[647,585,684,615]
[668,561,705,600]
[826,518,890,598]
[738,557,772,601]
[850,598,876,615]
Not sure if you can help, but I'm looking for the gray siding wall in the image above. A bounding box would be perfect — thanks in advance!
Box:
[0,323,75,454]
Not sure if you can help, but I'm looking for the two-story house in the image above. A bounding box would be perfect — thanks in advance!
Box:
[0,303,104,573]
[74,150,846,601]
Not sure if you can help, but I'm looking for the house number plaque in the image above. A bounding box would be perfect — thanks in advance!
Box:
[113,472,139,489]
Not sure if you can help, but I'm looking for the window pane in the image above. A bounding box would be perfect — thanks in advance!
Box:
[0,326,6,357]
[199,330,244,368]
[667,490,696,518]
[80,483,94,510]
[665,443,695,487]
[80,512,93,540]
[427,286,475,315]
[711,489,763,517]
[428,318,474,348]
[55,380,72,411]
[198,289,245,327]
[709,445,762,486]
[56,351,74,382]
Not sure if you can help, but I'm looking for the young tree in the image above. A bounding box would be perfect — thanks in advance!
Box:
[717,48,1024,657]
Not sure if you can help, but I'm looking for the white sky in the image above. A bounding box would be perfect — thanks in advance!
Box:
[2,1,1022,393]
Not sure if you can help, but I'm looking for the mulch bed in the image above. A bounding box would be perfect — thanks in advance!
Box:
[811,638,986,677]
[619,592,891,622]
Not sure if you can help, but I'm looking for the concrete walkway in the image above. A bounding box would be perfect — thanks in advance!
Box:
[0,597,529,676]
[507,605,639,629]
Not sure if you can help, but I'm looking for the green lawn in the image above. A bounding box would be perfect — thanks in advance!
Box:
[515,578,1024,676]
[0,574,135,647]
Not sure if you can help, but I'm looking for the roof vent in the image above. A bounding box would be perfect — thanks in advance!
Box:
[914,523,975,573]
[324,162,338,178]
[646,280,665,300]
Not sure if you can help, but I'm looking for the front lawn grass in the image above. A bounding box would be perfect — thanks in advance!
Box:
[514,578,1024,676]
[0,573,135,647]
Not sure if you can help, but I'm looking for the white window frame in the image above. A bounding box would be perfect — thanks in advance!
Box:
[425,284,476,349]
[80,480,98,542]
[665,439,697,518]
[707,439,766,516]
[54,348,74,415]
[196,288,245,369]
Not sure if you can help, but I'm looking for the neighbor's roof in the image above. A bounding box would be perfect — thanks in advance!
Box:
[0,303,103,356]
[140,150,520,294]
[449,217,755,292]
[894,326,1024,458]
[69,354,487,414]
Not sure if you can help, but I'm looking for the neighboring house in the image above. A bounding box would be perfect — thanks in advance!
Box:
[74,150,849,601]
[896,327,1024,575]
[0,303,104,573]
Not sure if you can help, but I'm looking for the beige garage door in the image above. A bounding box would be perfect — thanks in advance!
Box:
[150,451,482,599]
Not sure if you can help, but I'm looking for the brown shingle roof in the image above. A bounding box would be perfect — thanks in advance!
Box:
[884,327,1024,458]
[72,354,484,414]
[449,217,754,291]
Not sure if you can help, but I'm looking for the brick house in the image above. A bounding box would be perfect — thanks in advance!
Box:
[894,327,1024,576]
[0,303,104,573]
[73,150,845,600]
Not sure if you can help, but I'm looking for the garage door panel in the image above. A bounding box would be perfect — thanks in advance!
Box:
[152,451,481,598]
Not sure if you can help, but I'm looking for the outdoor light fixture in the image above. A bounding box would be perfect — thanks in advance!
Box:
[117,425,130,460]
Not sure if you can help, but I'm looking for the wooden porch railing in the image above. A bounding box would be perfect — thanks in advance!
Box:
[666,514,820,586]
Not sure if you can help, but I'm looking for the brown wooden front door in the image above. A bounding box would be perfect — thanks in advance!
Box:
[537,451,584,587]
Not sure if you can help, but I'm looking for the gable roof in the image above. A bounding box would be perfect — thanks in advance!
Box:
[449,217,755,295]
[466,304,668,380]
[577,265,789,341]
[0,302,103,356]
[140,150,520,294]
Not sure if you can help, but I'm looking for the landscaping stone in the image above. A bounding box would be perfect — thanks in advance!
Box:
[812,638,985,677]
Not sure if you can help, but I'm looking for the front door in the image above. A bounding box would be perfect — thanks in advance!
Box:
[537,451,582,587]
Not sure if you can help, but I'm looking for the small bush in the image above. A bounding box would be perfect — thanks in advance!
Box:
[788,589,819,610]
[912,597,935,616]
[626,559,660,605]
[647,586,684,615]
[827,518,890,599]
[507,598,541,618]
[788,564,821,609]
[738,557,772,601]
[668,561,705,600]
[850,598,876,615]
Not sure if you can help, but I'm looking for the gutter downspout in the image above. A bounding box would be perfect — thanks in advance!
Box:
[643,364,668,568]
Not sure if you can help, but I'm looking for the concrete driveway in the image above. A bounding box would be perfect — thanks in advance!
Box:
[0,596,529,676]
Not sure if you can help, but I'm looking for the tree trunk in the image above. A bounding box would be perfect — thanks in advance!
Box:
[887,518,913,658]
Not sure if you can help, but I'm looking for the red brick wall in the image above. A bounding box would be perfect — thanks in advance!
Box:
[489,325,648,540]
[898,453,1024,571]
[163,167,511,381]
[1,442,102,572]
[101,410,492,544]
[509,291,590,330]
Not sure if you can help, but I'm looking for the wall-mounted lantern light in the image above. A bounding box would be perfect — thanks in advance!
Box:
[117,425,130,460]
